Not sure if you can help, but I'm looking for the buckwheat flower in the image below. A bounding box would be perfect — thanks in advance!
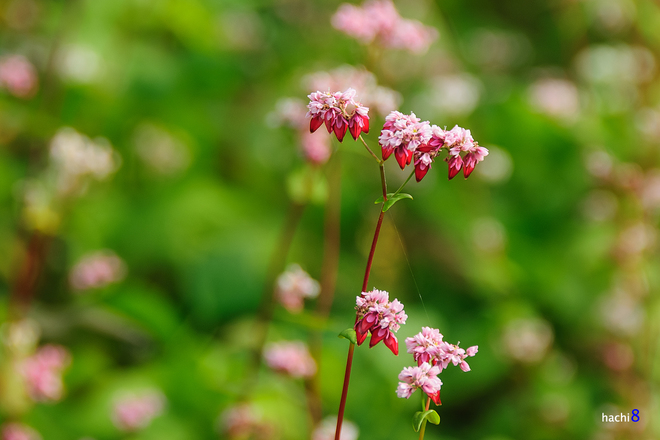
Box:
[19,344,71,402]
[405,326,444,366]
[1,423,42,440]
[379,111,432,169]
[275,264,320,312]
[443,125,488,179]
[0,55,38,98]
[312,416,359,440]
[220,404,268,439]
[396,363,442,405]
[307,89,369,142]
[69,250,126,291]
[436,342,478,372]
[387,19,438,54]
[264,341,317,378]
[112,390,165,432]
[354,288,407,355]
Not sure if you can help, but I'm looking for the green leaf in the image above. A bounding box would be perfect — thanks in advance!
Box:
[338,328,357,345]
[412,410,440,432]
[374,193,413,212]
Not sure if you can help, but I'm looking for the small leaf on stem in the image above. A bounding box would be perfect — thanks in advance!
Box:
[412,410,441,432]
[338,328,358,345]
[373,193,413,212]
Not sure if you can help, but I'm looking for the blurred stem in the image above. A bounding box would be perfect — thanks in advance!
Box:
[307,153,343,424]
[419,396,431,440]
[335,157,389,440]
[10,232,50,319]
[249,202,306,385]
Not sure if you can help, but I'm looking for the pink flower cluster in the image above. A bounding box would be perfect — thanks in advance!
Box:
[332,0,438,54]
[19,344,71,402]
[220,404,273,440]
[379,111,489,181]
[112,390,165,432]
[396,363,442,405]
[69,250,126,291]
[276,264,320,313]
[396,327,478,405]
[405,327,478,372]
[354,289,407,355]
[0,55,38,99]
[307,89,369,142]
[1,424,41,440]
[264,341,317,378]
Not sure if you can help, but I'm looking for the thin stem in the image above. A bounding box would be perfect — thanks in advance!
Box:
[358,134,382,165]
[418,396,432,440]
[335,152,390,440]
[393,169,415,197]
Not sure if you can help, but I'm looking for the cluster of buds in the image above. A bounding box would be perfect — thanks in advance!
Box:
[19,344,71,402]
[307,88,370,142]
[263,341,317,379]
[379,111,489,181]
[396,327,478,405]
[354,289,407,355]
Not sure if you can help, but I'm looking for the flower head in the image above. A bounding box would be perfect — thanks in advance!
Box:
[396,363,442,405]
[354,288,407,355]
[264,341,317,378]
[69,250,126,291]
[443,125,488,179]
[307,89,369,142]
[0,55,38,98]
[379,111,432,169]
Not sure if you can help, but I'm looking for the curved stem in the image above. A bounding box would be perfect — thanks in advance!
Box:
[393,169,415,197]
[418,396,432,440]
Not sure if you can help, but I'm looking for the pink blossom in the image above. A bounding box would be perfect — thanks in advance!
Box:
[112,390,165,432]
[264,341,317,378]
[0,55,38,98]
[1,424,41,440]
[443,125,488,179]
[300,132,332,165]
[19,344,70,402]
[405,327,478,372]
[307,89,370,142]
[379,111,432,169]
[331,1,437,54]
[354,289,407,355]
[69,250,126,291]
[396,363,442,405]
[275,264,320,312]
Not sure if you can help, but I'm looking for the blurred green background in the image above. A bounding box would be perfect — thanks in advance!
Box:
[1,0,659,439]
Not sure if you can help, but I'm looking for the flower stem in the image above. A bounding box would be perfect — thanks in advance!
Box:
[359,134,382,165]
[393,169,415,197]
[418,396,432,440]
[335,147,390,440]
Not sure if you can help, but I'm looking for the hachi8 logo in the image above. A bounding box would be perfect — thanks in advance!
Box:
[602,409,640,423]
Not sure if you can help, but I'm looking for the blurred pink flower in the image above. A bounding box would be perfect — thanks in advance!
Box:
[300,132,332,165]
[219,403,275,439]
[19,344,71,402]
[69,250,126,291]
[354,288,407,355]
[332,0,437,54]
[307,89,370,142]
[0,55,38,98]
[528,77,579,120]
[396,363,442,404]
[312,416,359,440]
[275,264,320,312]
[1,424,41,440]
[112,390,165,432]
[264,341,317,378]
